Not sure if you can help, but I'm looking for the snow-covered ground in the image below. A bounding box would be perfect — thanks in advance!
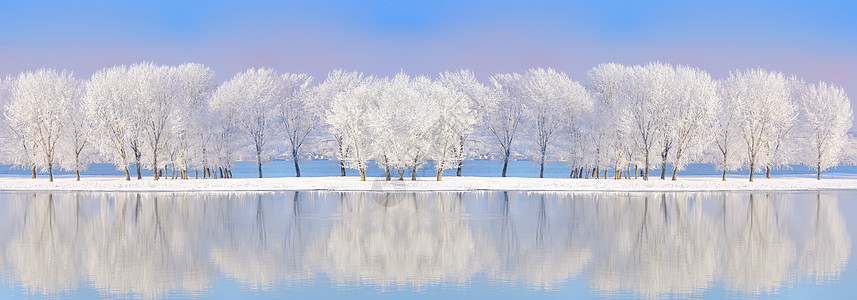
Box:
[1,175,857,192]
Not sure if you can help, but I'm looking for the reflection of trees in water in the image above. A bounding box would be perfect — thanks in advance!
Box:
[305,192,479,291]
[0,191,851,298]
[721,192,795,295]
[795,192,850,285]
[0,192,218,298]
[585,193,720,298]
[4,193,82,295]
[480,192,592,291]
[210,192,314,290]
[81,193,214,298]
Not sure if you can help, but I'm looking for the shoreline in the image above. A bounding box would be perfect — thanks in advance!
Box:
[1,175,857,192]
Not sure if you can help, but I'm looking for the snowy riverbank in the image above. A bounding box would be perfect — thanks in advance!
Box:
[1,175,857,192]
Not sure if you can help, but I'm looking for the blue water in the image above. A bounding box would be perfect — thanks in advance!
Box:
[3,160,856,179]
[0,190,853,299]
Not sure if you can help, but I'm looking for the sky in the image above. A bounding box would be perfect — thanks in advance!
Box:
[1,0,856,124]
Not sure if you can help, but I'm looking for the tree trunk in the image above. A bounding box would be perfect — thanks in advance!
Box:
[340,161,346,176]
[153,152,159,181]
[195,169,198,179]
[457,140,465,177]
[817,153,823,180]
[228,169,233,178]
[671,167,678,181]
[644,150,650,180]
[220,167,225,179]
[31,164,36,179]
[48,163,53,182]
[359,169,366,181]
[501,154,509,177]
[134,149,141,180]
[765,165,771,179]
[293,149,301,177]
[437,170,442,181]
[749,162,755,182]
[660,161,667,180]
[256,150,263,178]
[603,169,608,179]
[124,166,130,181]
[722,170,727,181]
[539,152,545,178]
[411,166,417,181]
[384,156,391,181]
[76,169,80,181]
[634,165,638,179]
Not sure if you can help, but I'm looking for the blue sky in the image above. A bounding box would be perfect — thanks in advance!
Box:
[1,0,856,116]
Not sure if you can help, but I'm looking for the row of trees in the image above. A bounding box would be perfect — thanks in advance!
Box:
[0,62,852,182]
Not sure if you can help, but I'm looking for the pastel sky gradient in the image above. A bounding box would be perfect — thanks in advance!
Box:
[1,0,856,124]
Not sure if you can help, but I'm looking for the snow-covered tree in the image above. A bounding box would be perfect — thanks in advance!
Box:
[724,68,795,181]
[314,70,367,176]
[211,68,281,178]
[275,73,313,177]
[390,74,434,181]
[173,63,216,179]
[514,68,592,178]
[760,77,801,179]
[665,65,719,180]
[84,66,134,180]
[130,62,183,180]
[420,76,477,181]
[711,80,743,181]
[798,82,853,179]
[369,74,417,180]
[5,69,78,181]
[485,73,525,177]
[438,69,487,176]
[586,63,630,179]
[623,63,668,180]
[0,75,39,178]
[327,77,379,181]
[208,95,240,179]
[58,77,90,181]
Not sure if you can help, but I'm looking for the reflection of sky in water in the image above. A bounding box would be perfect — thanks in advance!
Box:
[0,191,853,299]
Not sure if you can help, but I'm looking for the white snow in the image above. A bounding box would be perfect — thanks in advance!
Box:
[1,175,857,192]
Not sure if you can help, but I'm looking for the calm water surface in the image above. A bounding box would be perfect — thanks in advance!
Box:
[0,191,853,299]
